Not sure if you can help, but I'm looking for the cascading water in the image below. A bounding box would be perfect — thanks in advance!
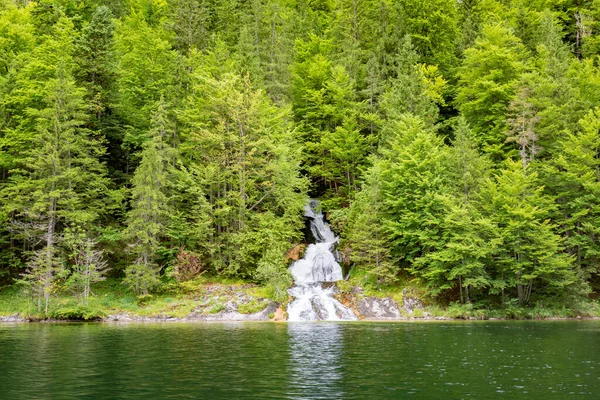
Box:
[287,200,357,321]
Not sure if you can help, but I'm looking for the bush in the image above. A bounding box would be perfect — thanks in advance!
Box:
[50,304,106,321]
[207,303,226,314]
[445,302,475,319]
[255,247,293,303]
[136,294,154,305]
[171,247,206,282]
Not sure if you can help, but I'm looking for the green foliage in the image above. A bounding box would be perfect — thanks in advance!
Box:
[63,228,110,305]
[456,23,528,159]
[378,114,448,267]
[396,0,460,73]
[114,9,176,149]
[49,303,107,321]
[237,298,269,314]
[123,99,171,295]
[479,160,575,304]
[254,246,293,303]
[1,0,600,313]
[180,53,306,277]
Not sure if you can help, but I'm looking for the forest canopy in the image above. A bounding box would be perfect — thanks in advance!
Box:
[1,0,600,312]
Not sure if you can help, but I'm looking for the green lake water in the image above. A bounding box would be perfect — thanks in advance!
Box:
[0,321,599,399]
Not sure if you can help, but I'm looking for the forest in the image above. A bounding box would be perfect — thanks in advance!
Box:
[1,0,600,317]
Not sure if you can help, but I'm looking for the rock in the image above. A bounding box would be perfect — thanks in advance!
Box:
[0,314,24,322]
[273,307,286,321]
[357,297,404,320]
[285,244,306,261]
[187,301,279,322]
[402,289,424,315]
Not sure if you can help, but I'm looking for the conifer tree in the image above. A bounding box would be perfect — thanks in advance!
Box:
[377,114,447,270]
[75,5,116,120]
[344,161,395,283]
[123,99,171,295]
[3,17,111,311]
[114,9,176,151]
[181,52,306,277]
[64,228,109,305]
[456,24,528,159]
[544,108,600,282]
[292,35,370,207]
[415,119,496,301]
[396,0,459,74]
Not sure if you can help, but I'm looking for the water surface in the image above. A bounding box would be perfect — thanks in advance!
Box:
[0,321,598,399]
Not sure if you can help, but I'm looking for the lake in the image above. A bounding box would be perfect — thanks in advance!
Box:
[0,321,598,399]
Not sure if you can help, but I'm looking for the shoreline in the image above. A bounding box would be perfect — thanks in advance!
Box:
[1,314,599,324]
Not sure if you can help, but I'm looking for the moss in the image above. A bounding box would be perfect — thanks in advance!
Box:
[411,308,424,318]
[238,299,268,314]
[206,303,226,314]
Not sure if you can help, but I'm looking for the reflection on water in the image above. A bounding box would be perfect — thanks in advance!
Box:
[0,321,599,399]
[288,323,344,399]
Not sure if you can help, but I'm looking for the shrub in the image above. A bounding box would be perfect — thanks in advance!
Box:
[171,247,206,283]
[207,303,226,314]
[50,304,106,321]
[238,299,268,314]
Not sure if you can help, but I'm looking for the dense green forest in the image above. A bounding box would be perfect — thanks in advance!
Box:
[1,0,600,315]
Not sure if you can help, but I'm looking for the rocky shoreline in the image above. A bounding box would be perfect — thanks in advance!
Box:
[1,281,598,323]
[2,288,598,323]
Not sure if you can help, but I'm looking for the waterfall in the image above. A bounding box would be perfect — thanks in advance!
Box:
[287,200,357,321]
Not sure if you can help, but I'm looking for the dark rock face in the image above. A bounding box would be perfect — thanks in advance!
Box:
[356,297,404,320]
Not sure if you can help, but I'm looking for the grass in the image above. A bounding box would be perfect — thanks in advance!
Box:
[237,298,269,314]
[2,273,599,321]
[337,268,600,320]
[0,275,275,321]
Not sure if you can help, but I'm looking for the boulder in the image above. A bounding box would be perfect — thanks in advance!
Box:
[273,306,286,321]
[285,244,306,261]
[357,297,404,320]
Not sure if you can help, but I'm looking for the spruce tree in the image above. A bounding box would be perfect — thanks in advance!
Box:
[377,114,448,271]
[543,107,600,283]
[455,24,528,159]
[180,51,307,277]
[3,17,111,311]
[123,99,171,295]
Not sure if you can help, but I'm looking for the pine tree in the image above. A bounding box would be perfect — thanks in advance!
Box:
[168,0,213,53]
[395,0,459,74]
[344,161,395,283]
[123,99,171,295]
[377,114,448,271]
[418,118,496,302]
[75,5,116,120]
[180,52,307,277]
[2,17,111,311]
[543,107,600,283]
[114,9,176,152]
[380,38,446,126]
[63,228,109,305]
[292,35,370,207]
